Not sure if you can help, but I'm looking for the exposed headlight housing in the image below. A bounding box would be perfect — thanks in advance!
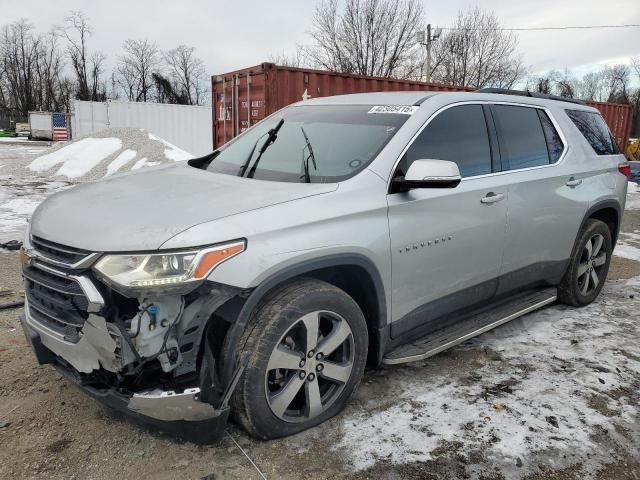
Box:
[93,240,245,294]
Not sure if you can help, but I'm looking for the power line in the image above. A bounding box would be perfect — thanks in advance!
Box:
[441,23,640,32]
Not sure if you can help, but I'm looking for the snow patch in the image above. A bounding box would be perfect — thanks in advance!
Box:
[335,278,640,475]
[130,157,160,170]
[614,242,640,261]
[148,132,192,161]
[106,149,137,176]
[627,182,640,210]
[0,179,71,243]
[29,137,122,178]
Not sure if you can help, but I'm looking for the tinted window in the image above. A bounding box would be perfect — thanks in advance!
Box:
[566,109,618,155]
[538,110,564,163]
[493,105,549,170]
[401,105,491,177]
[207,105,408,183]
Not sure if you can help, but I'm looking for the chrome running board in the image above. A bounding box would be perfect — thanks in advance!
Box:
[383,288,557,365]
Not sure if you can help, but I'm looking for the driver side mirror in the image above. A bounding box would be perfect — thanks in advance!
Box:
[392,159,461,192]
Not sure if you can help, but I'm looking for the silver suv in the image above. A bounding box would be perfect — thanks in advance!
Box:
[20,90,629,442]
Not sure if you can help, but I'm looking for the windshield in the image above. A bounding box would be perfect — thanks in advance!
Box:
[207,105,409,183]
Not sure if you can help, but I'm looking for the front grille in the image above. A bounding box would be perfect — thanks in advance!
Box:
[31,235,91,267]
[24,263,90,341]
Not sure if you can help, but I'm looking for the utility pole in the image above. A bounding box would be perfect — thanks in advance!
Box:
[416,24,442,83]
[426,24,432,83]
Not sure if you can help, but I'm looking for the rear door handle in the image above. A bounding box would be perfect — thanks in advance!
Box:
[480,192,505,204]
[566,177,582,187]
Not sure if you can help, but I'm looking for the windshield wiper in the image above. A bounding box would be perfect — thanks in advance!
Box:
[300,125,317,183]
[238,133,266,177]
[246,118,285,179]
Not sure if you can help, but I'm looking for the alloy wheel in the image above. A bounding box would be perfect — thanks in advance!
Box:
[577,233,607,296]
[265,310,354,423]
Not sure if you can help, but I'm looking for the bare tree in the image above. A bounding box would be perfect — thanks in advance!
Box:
[163,45,207,105]
[63,11,105,101]
[152,72,190,104]
[34,31,68,111]
[578,71,605,101]
[630,55,640,80]
[602,64,631,103]
[303,0,424,78]
[116,38,159,102]
[269,48,305,68]
[89,51,106,101]
[0,20,40,117]
[430,8,525,89]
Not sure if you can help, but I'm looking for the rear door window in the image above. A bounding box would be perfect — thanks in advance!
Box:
[565,109,619,155]
[492,105,550,170]
[400,104,492,178]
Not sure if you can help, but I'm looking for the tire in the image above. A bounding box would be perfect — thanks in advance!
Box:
[558,219,612,307]
[230,278,368,439]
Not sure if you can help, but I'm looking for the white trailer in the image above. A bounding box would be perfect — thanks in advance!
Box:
[28,112,53,140]
[72,100,212,156]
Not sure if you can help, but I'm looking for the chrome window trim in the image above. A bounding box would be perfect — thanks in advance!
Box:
[386,100,569,189]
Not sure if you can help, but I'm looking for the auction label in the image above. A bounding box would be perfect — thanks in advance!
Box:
[368,105,419,115]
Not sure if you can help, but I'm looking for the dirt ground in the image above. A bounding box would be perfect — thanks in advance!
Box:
[1,187,639,479]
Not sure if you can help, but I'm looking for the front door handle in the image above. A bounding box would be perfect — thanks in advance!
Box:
[566,177,582,187]
[480,192,505,204]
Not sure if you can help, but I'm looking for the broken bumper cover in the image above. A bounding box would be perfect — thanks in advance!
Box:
[20,312,230,444]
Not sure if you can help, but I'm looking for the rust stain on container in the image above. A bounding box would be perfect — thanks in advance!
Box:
[212,63,634,150]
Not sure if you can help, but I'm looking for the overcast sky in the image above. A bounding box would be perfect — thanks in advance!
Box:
[4,0,640,80]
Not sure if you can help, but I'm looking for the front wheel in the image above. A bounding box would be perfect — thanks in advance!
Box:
[230,279,368,439]
[558,219,612,307]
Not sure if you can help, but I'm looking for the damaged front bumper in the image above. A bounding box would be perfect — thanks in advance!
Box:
[20,311,230,444]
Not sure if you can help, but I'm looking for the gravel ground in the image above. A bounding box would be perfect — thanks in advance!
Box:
[0,141,639,479]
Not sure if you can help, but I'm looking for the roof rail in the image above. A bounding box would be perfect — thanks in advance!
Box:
[476,88,586,106]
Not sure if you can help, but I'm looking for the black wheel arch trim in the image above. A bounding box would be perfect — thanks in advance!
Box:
[581,199,622,243]
[219,253,388,385]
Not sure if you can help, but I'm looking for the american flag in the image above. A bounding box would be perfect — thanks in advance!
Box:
[52,112,68,141]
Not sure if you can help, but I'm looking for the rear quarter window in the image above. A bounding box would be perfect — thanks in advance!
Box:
[537,110,564,163]
[565,109,619,155]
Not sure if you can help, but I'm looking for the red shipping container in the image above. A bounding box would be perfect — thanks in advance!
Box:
[584,100,634,151]
[211,63,471,148]
[211,63,634,151]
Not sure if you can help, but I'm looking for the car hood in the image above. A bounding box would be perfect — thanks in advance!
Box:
[30,162,337,251]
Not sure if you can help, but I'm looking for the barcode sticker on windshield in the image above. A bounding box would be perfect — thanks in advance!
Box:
[368,105,419,115]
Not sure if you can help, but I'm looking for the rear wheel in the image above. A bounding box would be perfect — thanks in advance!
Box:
[558,219,612,307]
[230,279,368,439]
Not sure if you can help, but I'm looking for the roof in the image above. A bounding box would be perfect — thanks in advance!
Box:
[298,90,599,112]
[299,91,440,106]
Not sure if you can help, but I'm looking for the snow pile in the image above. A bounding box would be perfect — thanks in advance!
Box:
[0,128,194,183]
[0,128,195,242]
[30,138,123,178]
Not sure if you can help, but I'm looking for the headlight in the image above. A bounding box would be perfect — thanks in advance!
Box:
[93,240,245,292]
